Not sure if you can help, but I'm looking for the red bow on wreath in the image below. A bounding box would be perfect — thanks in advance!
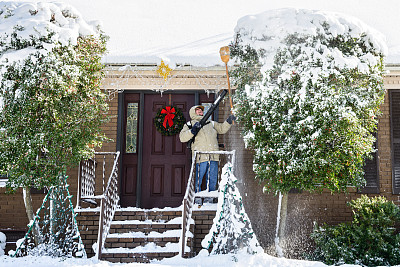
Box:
[161,106,176,128]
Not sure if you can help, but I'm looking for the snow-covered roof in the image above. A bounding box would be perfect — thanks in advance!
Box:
[55,0,400,66]
[2,0,400,67]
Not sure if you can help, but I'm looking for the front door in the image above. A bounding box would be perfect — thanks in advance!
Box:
[141,93,194,208]
[121,92,201,208]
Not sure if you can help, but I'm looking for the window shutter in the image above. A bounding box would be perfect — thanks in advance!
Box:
[359,132,379,194]
[391,90,400,194]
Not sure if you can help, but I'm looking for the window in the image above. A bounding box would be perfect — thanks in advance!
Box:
[125,102,139,153]
[391,90,400,194]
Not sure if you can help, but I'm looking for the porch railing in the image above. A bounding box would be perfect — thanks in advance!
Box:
[180,150,236,257]
[76,151,120,260]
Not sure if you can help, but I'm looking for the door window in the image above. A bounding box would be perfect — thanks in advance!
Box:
[126,102,139,153]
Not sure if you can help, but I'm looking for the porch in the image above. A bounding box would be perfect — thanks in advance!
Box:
[74,150,235,263]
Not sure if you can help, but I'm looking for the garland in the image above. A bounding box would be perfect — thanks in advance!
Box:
[154,105,186,136]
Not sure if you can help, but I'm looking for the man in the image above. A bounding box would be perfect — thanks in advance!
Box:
[179,105,235,193]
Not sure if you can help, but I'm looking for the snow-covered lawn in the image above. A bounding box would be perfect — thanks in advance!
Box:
[0,251,362,267]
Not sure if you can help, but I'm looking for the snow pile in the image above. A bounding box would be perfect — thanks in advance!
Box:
[234,8,387,89]
[0,1,101,75]
[387,45,400,63]
[0,252,349,267]
[0,232,6,256]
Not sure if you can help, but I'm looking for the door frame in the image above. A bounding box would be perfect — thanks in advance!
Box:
[117,90,217,208]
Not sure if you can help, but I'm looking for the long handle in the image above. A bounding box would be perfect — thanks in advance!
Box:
[220,46,234,125]
[225,62,234,125]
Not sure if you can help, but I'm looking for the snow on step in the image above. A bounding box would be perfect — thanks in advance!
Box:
[103,242,190,254]
[111,216,194,225]
[101,211,196,262]
[107,229,193,239]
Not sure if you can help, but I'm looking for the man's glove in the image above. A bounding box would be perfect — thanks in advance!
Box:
[226,114,236,124]
[191,122,201,135]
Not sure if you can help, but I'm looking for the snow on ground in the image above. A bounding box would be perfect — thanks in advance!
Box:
[0,232,5,256]
[0,252,362,267]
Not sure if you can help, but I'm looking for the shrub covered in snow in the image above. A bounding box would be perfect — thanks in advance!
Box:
[13,177,86,258]
[310,195,400,266]
[202,163,262,255]
[0,2,109,190]
[230,8,387,193]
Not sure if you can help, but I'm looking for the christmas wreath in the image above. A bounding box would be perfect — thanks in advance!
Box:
[154,106,186,136]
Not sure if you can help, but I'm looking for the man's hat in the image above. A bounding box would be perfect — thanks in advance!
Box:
[195,105,204,111]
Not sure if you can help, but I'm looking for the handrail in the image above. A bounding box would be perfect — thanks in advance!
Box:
[77,152,119,207]
[75,151,120,260]
[76,158,96,206]
[180,151,198,256]
[180,150,236,257]
[96,151,120,260]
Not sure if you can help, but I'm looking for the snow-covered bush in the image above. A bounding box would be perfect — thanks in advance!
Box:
[0,2,109,190]
[310,195,400,266]
[230,8,387,193]
[13,177,86,258]
[202,163,262,254]
[0,231,6,256]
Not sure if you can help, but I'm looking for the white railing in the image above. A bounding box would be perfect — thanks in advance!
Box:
[180,150,236,257]
[77,158,96,203]
[76,151,120,260]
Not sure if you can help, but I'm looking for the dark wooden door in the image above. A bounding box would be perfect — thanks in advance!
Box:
[141,94,194,208]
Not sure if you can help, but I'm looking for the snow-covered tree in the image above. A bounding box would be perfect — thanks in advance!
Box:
[202,163,262,255]
[14,175,86,258]
[0,2,108,234]
[230,8,387,255]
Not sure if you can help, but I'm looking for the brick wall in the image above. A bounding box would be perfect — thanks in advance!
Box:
[192,210,217,253]
[75,211,100,258]
[0,188,47,253]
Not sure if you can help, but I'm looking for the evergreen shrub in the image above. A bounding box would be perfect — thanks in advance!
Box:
[309,195,400,266]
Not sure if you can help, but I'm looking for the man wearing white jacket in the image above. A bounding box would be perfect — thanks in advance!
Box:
[179,105,235,193]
